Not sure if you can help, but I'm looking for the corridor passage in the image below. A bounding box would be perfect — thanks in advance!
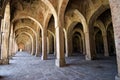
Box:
[0,52,117,80]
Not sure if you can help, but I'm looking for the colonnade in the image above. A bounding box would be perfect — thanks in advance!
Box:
[0,0,120,80]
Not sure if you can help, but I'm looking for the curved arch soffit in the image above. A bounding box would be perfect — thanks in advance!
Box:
[72,34,81,42]
[44,12,52,29]
[15,32,34,54]
[48,30,55,38]
[15,26,38,51]
[88,4,110,28]
[58,0,69,27]
[67,9,88,36]
[72,28,84,40]
[15,32,33,42]
[41,0,58,27]
[94,20,106,35]
[12,15,43,30]
[14,26,37,37]
[106,21,112,30]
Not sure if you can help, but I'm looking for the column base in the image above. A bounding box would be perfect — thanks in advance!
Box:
[115,75,120,80]
[55,58,66,67]
[85,55,96,60]
[65,53,71,57]
[85,55,91,60]
[35,53,40,57]
[41,55,47,60]
[0,59,9,65]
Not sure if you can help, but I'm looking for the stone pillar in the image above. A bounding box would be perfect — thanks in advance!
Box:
[80,37,82,53]
[82,37,86,55]
[55,27,66,67]
[103,34,109,56]
[54,37,56,55]
[35,35,38,56]
[35,29,40,57]
[47,37,50,54]
[9,25,13,58]
[11,38,15,56]
[41,29,47,60]
[1,32,9,64]
[109,0,120,80]
[50,38,53,54]
[65,35,69,57]
[0,2,10,64]
[9,33,13,58]
[84,30,96,60]
[66,35,72,57]
[40,39,42,55]
[0,19,1,60]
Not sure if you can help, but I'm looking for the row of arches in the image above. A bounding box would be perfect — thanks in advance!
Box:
[0,0,116,67]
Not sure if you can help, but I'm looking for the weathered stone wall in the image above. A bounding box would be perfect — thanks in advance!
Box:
[109,0,120,79]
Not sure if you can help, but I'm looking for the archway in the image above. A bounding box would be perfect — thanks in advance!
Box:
[72,33,81,53]
[47,30,55,54]
[18,42,25,52]
[94,27,104,58]
[107,23,116,56]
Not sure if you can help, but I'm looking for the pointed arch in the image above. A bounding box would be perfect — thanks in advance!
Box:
[15,32,34,55]
[41,0,58,27]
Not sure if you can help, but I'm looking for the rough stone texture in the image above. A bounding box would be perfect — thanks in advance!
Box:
[0,52,117,80]
[109,0,120,79]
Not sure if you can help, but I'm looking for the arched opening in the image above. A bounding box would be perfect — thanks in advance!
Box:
[94,27,104,57]
[18,42,25,52]
[72,32,81,53]
[47,31,54,54]
[15,32,33,55]
[107,23,116,56]
[46,15,55,59]
[68,22,84,56]
[92,8,116,59]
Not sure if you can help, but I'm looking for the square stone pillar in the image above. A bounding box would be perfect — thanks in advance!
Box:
[55,27,66,67]
[41,29,47,60]
[85,31,96,60]
[103,34,109,57]
[1,33,9,64]
[66,35,72,57]
[9,33,13,58]
[109,0,120,80]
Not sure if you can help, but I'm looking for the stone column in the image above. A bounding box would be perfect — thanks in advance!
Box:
[84,30,96,60]
[55,27,66,67]
[66,35,72,57]
[54,37,56,55]
[35,29,40,57]
[1,18,9,64]
[80,37,82,53]
[9,25,13,58]
[1,32,9,64]
[9,33,13,58]
[40,39,42,55]
[109,0,120,80]
[82,36,86,55]
[47,37,50,54]
[103,34,109,56]
[41,29,47,60]
[65,32,69,57]
[0,19,1,60]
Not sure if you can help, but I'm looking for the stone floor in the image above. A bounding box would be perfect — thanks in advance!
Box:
[0,52,117,80]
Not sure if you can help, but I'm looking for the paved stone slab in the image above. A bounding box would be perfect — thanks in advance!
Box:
[0,52,117,80]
